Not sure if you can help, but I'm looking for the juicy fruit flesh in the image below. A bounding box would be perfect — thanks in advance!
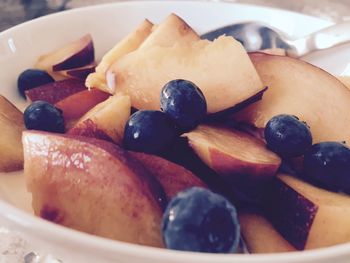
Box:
[0,96,25,172]
[234,53,350,143]
[265,174,350,250]
[129,151,207,199]
[86,20,153,92]
[183,124,281,203]
[264,176,318,250]
[112,36,263,113]
[35,34,94,71]
[138,13,199,50]
[55,89,110,121]
[239,212,296,253]
[25,78,86,104]
[68,94,131,144]
[22,131,164,247]
[185,125,280,165]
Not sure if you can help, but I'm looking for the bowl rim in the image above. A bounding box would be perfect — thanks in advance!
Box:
[0,0,348,262]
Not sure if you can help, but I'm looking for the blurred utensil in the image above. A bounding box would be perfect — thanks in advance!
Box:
[201,20,350,57]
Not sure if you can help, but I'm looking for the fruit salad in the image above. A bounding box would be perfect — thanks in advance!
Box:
[1,13,350,254]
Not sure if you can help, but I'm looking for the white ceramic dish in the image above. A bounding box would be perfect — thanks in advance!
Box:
[1,1,350,262]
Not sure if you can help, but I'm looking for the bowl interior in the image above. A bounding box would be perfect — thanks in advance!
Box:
[0,1,349,263]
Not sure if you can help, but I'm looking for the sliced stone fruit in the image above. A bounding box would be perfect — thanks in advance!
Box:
[68,94,131,144]
[239,211,296,253]
[22,131,165,247]
[129,151,206,199]
[234,52,350,143]
[183,124,281,202]
[264,174,350,250]
[86,19,153,93]
[111,35,264,114]
[25,78,86,104]
[35,34,94,72]
[0,96,25,172]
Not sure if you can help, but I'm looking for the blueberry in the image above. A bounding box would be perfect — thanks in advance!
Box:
[18,69,54,98]
[162,187,240,253]
[303,142,350,193]
[264,114,312,157]
[123,110,177,154]
[24,101,65,133]
[160,79,207,131]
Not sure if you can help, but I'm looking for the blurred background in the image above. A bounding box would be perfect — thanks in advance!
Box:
[1,0,350,32]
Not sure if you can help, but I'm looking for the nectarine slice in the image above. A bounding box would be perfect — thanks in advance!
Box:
[112,36,264,113]
[25,78,86,104]
[138,13,199,50]
[183,124,281,202]
[234,52,350,143]
[35,34,94,72]
[264,174,350,250]
[55,89,109,121]
[0,96,25,172]
[22,131,165,247]
[86,20,153,93]
[239,212,296,253]
[68,94,131,144]
[129,151,206,199]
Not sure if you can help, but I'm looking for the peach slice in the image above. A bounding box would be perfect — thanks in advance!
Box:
[138,13,199,50]
[112,35,264,113]
[86,20,153,93]
[68,94,131,144]
[58,64,96,80]
[22,131,165,247]
[338,76,350,90]
[264,174,350,250]
[183,124,281,202]
[234,52,350,143]
[239,212,296,253]
[55,89,110,122]
[129,151,206,199]
[25,78,86,104]
[260,48,286,56]
[35,34,94,72]
[0,96,25,172]
[160,137,237,202]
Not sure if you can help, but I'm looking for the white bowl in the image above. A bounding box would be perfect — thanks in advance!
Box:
[0,1,350,262]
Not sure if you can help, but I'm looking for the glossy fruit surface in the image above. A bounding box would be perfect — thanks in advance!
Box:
[162,187,240,253]
[303,142,350,193]
[265,114,312,158]
[123,110,177,154]
[18,69,54,98]
[24,101,65,133]
[160,79,207,131]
